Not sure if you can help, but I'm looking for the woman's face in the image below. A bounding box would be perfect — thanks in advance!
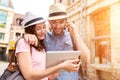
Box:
[49,18,67,35]
[35,22,46,40]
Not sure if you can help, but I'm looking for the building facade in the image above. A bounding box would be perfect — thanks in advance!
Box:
[7,13,24,62]
[54,0,120,80]
[0,0,14,61]
[9,13,24,50]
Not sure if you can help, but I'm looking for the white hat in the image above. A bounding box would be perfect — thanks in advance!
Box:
[22,12,46,28]
[48,3,67,20]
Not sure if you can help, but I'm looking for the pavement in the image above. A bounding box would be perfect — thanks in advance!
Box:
[0,61,9,75]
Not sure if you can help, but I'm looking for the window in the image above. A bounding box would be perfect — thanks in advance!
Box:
[15,33,21,41]
[92,8,111,64]
[0,33,5,40]
[0,10,7,28]
[0,0,9,6]
[16,18,23,26]
[0,47,7,61]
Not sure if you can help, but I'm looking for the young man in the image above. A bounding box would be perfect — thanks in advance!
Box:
[24,3,90,80]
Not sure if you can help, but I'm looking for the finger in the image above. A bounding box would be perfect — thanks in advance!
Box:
[25,37,29,43]
[70,59,78,63]
[73,65,79,71]
[75,58,80,62]
[29,35,37,46]
[75,59,82,65]
[34,36,38,46]
[28,35,34,45]
[29,35,36,45]
[24,34,29,43]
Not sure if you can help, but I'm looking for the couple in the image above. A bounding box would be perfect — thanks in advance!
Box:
[15,3,90,80]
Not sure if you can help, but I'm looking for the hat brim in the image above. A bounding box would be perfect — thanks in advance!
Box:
[23,20,46,28]
[48,15,67,20]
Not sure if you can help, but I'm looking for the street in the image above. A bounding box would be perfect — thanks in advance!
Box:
[0,61,9,75]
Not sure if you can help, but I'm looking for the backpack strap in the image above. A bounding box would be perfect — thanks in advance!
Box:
[14,44,32,65]
[8,37,32,71]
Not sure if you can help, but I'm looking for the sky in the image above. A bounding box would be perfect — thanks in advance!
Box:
[11,0,54,19]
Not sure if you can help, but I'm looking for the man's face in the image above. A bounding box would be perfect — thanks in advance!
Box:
[49,18,67,35]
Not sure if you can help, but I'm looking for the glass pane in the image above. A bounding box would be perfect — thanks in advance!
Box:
[0,0,9,6]
[93,8,111,64]
[0,33,4,40]
[0,10,7,28]
[95,38,111,64]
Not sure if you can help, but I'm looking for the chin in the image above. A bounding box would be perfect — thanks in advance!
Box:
[38,37,45,40]
[54,31,63,35]
[56,32,63,35]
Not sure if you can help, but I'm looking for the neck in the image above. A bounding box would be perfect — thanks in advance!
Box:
[53,31,64,36]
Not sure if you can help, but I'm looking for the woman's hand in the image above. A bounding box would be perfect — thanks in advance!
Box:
[24,33,38,46]
[59,58,80,72]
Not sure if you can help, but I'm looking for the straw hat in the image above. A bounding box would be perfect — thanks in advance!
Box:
[22,12,46,28]
[48,3,67,20]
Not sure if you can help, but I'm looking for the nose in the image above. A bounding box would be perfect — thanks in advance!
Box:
[55,23,61,28]
[42,29,45,33]
[40,29,45,34]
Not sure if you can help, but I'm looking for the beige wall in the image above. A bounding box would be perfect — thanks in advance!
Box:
[110,2,120,64]
[54,0,120,80]
[10,13,24,42]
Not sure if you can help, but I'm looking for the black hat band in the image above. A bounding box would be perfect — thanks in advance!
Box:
[49,12,66,17]
[25,17,43,26]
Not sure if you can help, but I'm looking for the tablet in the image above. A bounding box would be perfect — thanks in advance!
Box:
[46,51,81,68]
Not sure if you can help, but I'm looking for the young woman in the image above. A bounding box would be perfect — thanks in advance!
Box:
[15,12,80,80]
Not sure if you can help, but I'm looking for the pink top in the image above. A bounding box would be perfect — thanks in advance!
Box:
[15,38,48,80]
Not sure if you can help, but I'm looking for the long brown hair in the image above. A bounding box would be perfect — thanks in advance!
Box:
[25,25,45,51]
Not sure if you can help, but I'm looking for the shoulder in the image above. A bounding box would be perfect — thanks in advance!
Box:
[15,38,31,55]
[17,38,25,44]
[46,31,54,40]
[46,31,52,37]
[15,38,30,52]
[16,38,29,46]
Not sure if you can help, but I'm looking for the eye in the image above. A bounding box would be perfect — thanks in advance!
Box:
[35,26,41,31]
[36,28,40,30]
[51,21,56,24]
[35,25,46,30]
[59,20,64,24]
[43,25,46,29]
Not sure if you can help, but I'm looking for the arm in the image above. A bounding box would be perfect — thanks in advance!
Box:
[66,20,90,65]
[23,33,38,46]
[17,52,80,80]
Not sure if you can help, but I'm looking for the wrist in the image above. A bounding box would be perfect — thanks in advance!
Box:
[56,63,64,70]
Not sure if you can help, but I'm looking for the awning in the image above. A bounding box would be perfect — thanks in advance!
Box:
[0,44,8,47]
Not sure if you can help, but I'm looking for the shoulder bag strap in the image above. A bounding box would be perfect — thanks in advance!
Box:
[8,38,32,67]
[14,45,32,65]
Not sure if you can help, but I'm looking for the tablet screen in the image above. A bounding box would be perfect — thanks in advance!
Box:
[46,51,81,68]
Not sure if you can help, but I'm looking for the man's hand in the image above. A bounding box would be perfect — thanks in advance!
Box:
[24,33,38,46]
[65,20,77,34]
